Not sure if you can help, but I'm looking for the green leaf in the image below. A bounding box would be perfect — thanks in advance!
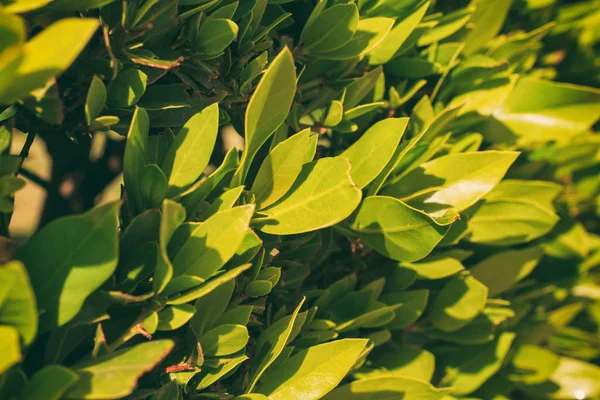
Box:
[0,18,99,104]
[485,179,561,211]
[139,164,167,209]
[107,68,148,108]
[494,77,600,144]
[428,314,495,345]
[383,151,519,218]
[194,354,248,390]
[172,205,254,278]
[153,199,186,294]
[368,0,429,65]
[229,229,263,266]
[298,0,327,43]
[466,199,559,246]
[462,0,512,55]
[544,221,589,260]
[199,186,244,220]
[417,7,473,46]
[506,345,559,385]
[43,0,117,12]
[386,57,443,79]
[430,275,488,332]
[303,4,359,54]
[322,376,450,400]
[162,103,219,197]
[17,202,120,331]
[0,261,37,345]
[195,19,238,54]
[366,346,436,382]
[470,247,544,297]
[257,339,368,400]
[180,147,239,215]
[335,303,401,332]
[216,305,253,326]
[235,395,268,400]
[190,279,234,336]
[343,67,382,110]
[245,280,273,297]
[157,304,196,331]
[316,17,395,60]
[233,47,296,185]
[251,129,311,209]
[349,196,448,262]
[64,340,174,399]
[209,2,239,19]
[150,381,179,400]
[380,289,429,330]
[0,13,25,52]
[523,357,600,399]
[85,76,106,126]
[247,298,306,392]
[343,102,385,120]
[254,157,362,235]
[341,118,408,189]
[2,0,53,13]
[402,257,465,280]
[21,365,79,400]
[123,107,150,215]
[324,100,344,127]
[166,263,251,305]
[440,332,516,395]
[0,326,21,374]
[90,116,119,131]
[201,324,249,357]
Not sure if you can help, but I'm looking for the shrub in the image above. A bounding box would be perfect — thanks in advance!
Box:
[1,0,600,399]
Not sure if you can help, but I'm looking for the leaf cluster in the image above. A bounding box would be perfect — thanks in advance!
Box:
[1,0,600,399]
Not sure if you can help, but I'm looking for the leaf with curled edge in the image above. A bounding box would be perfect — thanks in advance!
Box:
[349,196,449,262]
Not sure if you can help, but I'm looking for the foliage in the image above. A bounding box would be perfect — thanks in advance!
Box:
[1,0,600,399]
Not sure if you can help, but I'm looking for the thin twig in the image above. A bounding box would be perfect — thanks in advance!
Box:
[103,25,118,80]
[19,167,51,190]
[15,132,36,174]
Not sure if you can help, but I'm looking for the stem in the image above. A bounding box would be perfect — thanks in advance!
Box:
[15,132,36,175]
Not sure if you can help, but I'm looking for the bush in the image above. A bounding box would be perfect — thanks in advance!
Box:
[1,0,599,399]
